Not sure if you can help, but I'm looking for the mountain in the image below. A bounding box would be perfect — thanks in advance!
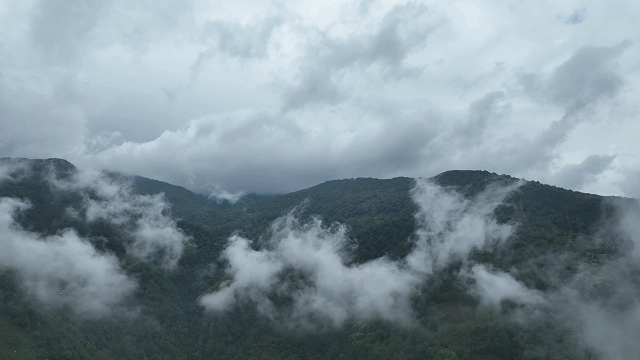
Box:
[122,173,274,211]
[0,157,638,360]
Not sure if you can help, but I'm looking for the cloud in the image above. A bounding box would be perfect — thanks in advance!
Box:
[0,197,136,317]
[174,12,287,96]
[205,184,247,204]
[617,200,640,258]
[494,197,640,358]
[550,154,617,190]
[555,254,640,359]
[0,65,88,157]
[87,107,437,194]
[434,41,633,183]
[0,158,191,316]
[29,0,196,62]
[408,177,546,308]
[200,214,421,328]
[465,264,545,307]
[615,168,640,199]
[29,0,108,64]
[520,41,631,115]
[2,0,639,200]
[579,305,640,360]
[282,2,438,110]
[59,39,634,199]
[501,42,631,180]
[406,178,521,273]
[0,0,198,157]
[200,14,284,60]
[560,7,588,25]
[201,177,526,327]
[453,90,509,147]
[0,158,30,182]
[51,169,191,269]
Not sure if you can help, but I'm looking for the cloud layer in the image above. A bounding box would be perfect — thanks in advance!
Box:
[1,0,638,197]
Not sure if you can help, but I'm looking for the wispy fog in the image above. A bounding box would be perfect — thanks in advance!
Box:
[563,200,640,359]
[0,198,136,317]
[407,179,521,273]
[0,158,30,182]
[200,177,528,327]
[200,215,421,328]
[464,264,545,307]
[470,196,640,359]
[51,169,190,269]
[0,159,190,316]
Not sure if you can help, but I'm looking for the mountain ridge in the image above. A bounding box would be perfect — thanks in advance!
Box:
[1,157,638,360]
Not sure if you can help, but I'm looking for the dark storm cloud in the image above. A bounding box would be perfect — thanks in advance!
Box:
[282,2,439,110]
[187,14,286,88]
[560,7,588,25]
[550,154,616,190]
[549,42,630,113]
[455,91,508,146]
[520,40,631,116]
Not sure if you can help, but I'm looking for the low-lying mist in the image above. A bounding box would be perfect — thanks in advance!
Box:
[199,176,640,358]
[52,169,191,269]
[0,160,190,316]
[200,178,534,328]
[0,197,136,317]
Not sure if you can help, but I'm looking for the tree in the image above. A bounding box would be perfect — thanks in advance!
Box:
[436,349,459,360]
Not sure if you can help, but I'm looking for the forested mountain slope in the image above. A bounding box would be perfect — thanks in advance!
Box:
[0,158,638,360]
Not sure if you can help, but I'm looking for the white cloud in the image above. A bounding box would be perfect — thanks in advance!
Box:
[51,169,191,269]
[200,215,421,328]
[465,264,545,307]
[0,197,136,317]
[201,177,526,327]
[578,303,640,360]
[0,158,30,182]
[406,178,520,273]
[549,154,616,190]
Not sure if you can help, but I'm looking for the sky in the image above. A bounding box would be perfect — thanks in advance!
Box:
[1,0,639,198]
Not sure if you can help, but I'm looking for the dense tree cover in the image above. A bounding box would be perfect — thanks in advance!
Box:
[0,159,635,359]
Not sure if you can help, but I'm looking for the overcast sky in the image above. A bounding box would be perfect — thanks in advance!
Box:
[1,0,639,198]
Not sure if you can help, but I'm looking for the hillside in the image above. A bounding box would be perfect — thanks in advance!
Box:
[0,158,638,360]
